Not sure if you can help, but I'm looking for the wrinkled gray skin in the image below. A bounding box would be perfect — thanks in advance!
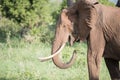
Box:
[52,0,120,80]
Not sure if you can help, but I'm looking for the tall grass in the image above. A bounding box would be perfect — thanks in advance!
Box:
[0,40,110,80]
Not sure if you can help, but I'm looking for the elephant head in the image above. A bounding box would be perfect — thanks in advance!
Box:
[39,0,79,69]
[50,7,80,69]
[39,0,98,69]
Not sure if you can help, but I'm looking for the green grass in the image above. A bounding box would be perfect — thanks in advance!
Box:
[0,40,110,80]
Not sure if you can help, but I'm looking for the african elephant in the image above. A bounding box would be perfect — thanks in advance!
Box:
[40,0,120,80]
[116,0,120,7]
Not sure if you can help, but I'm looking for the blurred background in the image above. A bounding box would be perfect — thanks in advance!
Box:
[110,0,117,3]
[0,0,117,80]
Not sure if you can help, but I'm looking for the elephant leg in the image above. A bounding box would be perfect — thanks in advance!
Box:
[87,48,104,80]
[87,28,105,80]
[105,58,120,80]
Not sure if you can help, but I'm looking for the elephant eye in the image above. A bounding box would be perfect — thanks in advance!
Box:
[64,24,69,28]
[63,25,66,28]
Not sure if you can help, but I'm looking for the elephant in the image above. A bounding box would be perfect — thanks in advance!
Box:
[116,0,120,7]
[39,0,120,80]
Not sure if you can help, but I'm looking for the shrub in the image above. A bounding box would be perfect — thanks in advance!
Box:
[0,0,56,43]
[0,17,20,41]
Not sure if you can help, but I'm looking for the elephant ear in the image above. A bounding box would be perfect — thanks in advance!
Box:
[76,0,98,40]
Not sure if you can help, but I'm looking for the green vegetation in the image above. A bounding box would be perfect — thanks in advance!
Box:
[0,0,115,80]
[0,0,115,43]
[0,0,60,43]
[0,40,110,80]
[100,0,115,6]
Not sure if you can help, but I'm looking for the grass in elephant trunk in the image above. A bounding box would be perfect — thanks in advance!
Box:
[0,39,110,80]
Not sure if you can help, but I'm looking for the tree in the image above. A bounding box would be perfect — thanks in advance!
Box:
[0,0,53,28]
[0,0,55,42]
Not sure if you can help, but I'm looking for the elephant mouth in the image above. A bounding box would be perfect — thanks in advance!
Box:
[68,35,74,46]
[68,34,79,45]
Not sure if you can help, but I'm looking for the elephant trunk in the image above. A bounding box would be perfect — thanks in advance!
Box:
[52,41,77,69]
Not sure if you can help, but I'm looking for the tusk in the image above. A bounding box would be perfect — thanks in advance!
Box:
[38,44,65,62]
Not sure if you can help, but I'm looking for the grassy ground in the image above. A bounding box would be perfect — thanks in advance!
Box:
[0,40,110,80]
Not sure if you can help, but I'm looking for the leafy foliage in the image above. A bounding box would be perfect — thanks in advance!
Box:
[99,0,115,6]
[0,0,56,42]
[0,0,53,27]
[0,0,115,43]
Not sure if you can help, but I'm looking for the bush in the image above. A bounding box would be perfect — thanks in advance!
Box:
[0,0,114,43]
[100,0,115,6]
[0,0,57,43]
[0,17,20,41]
[24,25,54,44]
[0,0,53,28]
